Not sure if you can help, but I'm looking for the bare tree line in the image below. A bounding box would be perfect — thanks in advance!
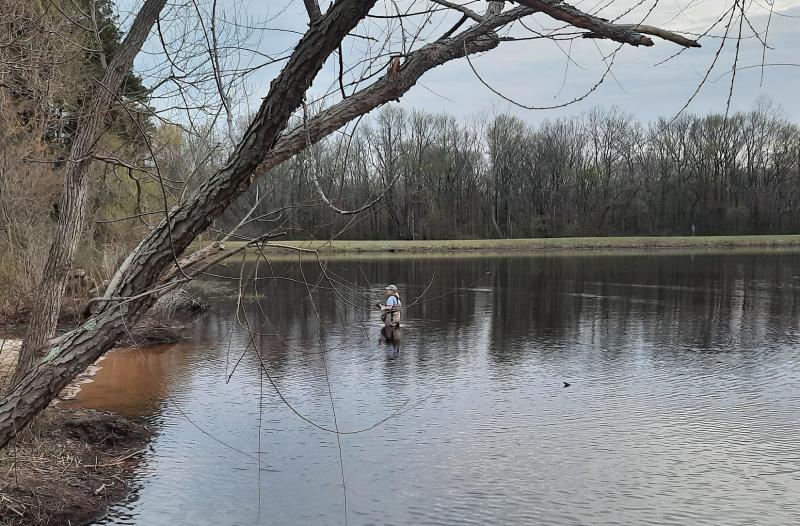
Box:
[0,0,785,450]
[214,100,800,239]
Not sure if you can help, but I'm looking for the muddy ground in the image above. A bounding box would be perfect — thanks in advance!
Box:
[0,288,207,524]
[0,408,152,525]
[1,340,152,525]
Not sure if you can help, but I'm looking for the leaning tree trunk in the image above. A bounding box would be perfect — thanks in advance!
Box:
[0,0,379,448]
[12,0,169,385]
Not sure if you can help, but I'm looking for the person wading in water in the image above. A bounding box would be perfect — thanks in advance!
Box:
[377,284,401,327]
[377,285,402,354]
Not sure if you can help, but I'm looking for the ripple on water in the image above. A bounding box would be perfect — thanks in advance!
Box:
[78,253,800,525]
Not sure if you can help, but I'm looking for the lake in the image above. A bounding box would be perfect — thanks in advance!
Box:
[73,251,800,525]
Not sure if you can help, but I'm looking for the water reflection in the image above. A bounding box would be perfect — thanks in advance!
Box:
[64,344,175,417]
[379,326,401,359]
[76,251,800,525]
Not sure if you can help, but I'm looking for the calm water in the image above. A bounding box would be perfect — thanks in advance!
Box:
[74,252,800,525]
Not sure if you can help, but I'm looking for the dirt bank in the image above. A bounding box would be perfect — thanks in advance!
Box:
[0,407,151,525]
[1,340,151,525]
[0,288,207,524]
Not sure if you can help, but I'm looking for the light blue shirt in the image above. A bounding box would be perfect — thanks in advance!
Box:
[386,295,401,308]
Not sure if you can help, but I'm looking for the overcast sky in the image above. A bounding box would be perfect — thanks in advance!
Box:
[124,0,800,126]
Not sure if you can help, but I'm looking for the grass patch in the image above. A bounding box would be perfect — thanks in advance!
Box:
[224,235,800,257]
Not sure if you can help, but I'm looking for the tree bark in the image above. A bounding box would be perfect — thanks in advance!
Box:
[161,241,227,282]
[12,0,169,384]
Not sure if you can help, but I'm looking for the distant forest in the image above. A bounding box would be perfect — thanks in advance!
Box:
[215,101,800,239]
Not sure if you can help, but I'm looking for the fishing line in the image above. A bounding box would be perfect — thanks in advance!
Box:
[120,315,260,463]
[297,254,349,526]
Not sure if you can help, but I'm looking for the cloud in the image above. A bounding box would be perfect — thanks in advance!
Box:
[396,2,800,123]
[121,0,800,125]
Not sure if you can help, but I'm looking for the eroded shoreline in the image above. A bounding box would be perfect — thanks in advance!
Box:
[0,407,151,525]
[1,340,149,526]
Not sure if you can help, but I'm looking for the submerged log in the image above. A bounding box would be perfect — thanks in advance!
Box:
[150,289,209,319]
[115,289,208,347]
[115,318,186,347]
[83,242,223,318]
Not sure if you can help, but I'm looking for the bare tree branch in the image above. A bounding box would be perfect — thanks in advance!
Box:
[430,0,482,22]
[257,7,533,176]
[303,0,322,23]
[594,24,701,48]
[513,0,700,48]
